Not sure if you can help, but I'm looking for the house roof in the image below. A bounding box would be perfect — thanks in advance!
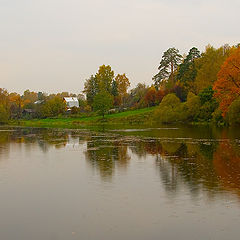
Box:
[64,97,78,102]
[34,100,44,104]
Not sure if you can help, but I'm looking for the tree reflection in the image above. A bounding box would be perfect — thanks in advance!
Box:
[214,139,240,197]
[0,130,11,160]
[129,138,221,198]
[85,135,130,180]
[0,128,87,154]
[1,127,240,200]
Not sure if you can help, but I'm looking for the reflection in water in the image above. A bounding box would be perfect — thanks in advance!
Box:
[1,127,240,240]
[214,138,240,197]
[85,135,130,180]
[0,127,240,198]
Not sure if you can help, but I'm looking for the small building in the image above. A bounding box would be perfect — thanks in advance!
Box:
[34,100,44,104]
[64,97,79,109]
[22,109,37,118]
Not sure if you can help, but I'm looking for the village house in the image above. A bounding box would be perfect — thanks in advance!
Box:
[63,97,79,110]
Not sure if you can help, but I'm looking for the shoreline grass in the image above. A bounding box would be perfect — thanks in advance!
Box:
[10,107,158,129]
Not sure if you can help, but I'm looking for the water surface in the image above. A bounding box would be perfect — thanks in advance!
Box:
[0,126,240,240]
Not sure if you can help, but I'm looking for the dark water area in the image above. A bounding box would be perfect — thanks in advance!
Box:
[0,126,240,240]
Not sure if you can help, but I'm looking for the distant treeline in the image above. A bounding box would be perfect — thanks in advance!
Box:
[0,43,240,125]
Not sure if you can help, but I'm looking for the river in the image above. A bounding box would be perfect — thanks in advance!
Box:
[0,126,240,239]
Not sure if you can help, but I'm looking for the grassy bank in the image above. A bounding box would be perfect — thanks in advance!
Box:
[10,107,157,129]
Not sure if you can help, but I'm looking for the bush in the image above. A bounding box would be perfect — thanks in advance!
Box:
[71,106,79,114]
[154,94,184,123]
[185,92,201,120]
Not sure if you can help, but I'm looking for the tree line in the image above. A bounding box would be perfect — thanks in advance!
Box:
[0,43,240,125]
[152,44,240,125]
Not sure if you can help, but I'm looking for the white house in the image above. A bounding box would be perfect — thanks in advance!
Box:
[64,97,79,108]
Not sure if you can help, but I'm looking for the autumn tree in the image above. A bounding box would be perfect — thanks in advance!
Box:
[127,83,148,108]
[155,89,165,104]
[173,81,185,101]
[9,92,22,119]
[95,65,114,93]
[153,47,182,87]
[22,89,38,108]
[115,73,130,106]
[0,88,9,111]
[84,65,115,107]
[145,86,157,106]
[41,97,66,118]
[195,45,231,93]
[213,47,240,116]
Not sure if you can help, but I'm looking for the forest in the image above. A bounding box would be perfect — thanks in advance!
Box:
[0,43,240,126]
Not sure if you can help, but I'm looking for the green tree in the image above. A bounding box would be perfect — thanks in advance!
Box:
[153,47,182,86]
[93,91,113,118]
[199,86,215,104]
[198,87,218,121]
[84,65,115,106]
[227,98,240,125]
[111,80,118,97]
[84,75,99,106]
[0,104,9,124]
[177,47,200,94]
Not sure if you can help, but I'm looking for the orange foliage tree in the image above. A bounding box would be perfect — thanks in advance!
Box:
[213,48,240,116]
[156,89,165,104]
[144,86,157,106]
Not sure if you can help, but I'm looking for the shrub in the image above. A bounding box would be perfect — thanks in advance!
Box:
[154,94,184,123]
[185,92,201,120]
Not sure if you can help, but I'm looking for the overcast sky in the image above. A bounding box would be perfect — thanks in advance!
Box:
[1,0,239,94]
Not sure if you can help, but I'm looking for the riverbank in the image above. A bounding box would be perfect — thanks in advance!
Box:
[10,107,157,129]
